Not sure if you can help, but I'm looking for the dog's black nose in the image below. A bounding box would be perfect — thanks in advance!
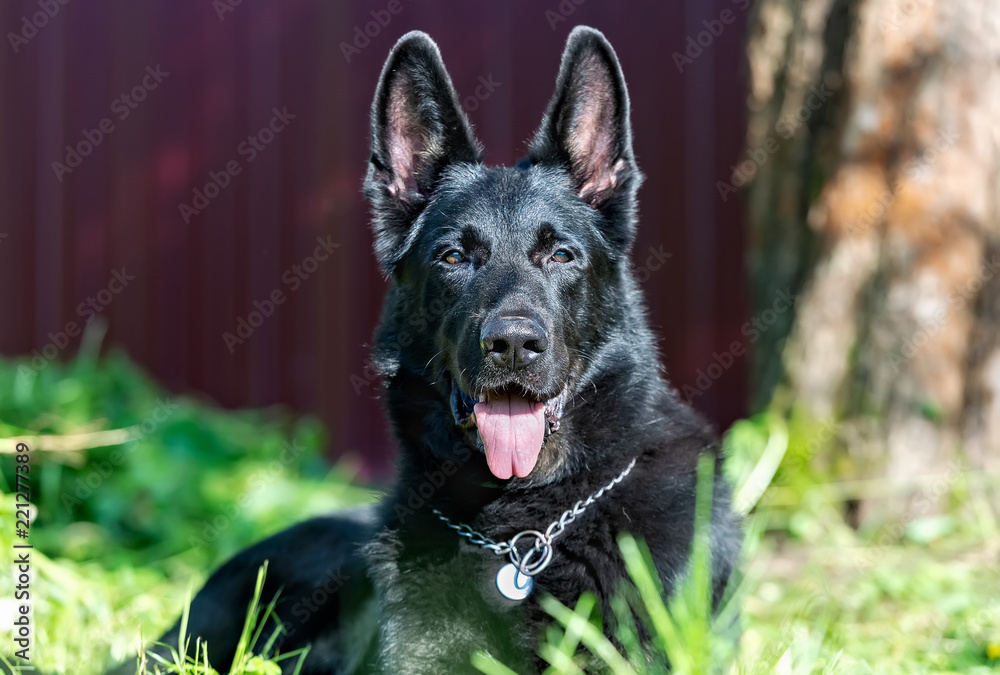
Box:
[480,317,548,369]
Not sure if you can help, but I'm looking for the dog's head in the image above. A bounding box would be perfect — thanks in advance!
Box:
[365,27,642,481]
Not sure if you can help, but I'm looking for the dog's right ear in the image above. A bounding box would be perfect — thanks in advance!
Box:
[364,31,483,274]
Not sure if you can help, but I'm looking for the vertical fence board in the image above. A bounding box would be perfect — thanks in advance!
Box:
[0,0,749,474]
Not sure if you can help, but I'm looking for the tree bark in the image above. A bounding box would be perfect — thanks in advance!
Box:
[744,0,1000,523]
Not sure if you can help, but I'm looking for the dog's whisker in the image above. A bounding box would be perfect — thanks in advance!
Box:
[422,349,446,374]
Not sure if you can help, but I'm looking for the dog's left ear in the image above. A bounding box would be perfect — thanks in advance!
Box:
[528,26,642,252]
[365,31,483,274]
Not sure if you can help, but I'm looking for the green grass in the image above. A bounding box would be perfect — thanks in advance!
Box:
[1,347,998,674]
[121,562,310,675]
[0,342,374,674]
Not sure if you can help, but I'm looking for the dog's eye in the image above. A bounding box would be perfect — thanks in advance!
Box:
[551,250,573,264]
[443,250,466,265]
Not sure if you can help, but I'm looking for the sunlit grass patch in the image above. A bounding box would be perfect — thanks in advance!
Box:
[1,349,998,673]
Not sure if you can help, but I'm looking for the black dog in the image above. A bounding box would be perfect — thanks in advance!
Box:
[111,26,740,675]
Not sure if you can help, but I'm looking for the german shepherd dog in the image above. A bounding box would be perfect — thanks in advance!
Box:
[112,26,740,675]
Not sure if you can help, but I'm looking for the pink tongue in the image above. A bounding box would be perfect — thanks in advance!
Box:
[474,393,546,479]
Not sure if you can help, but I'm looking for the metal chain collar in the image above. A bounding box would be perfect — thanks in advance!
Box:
[431,457,637,578]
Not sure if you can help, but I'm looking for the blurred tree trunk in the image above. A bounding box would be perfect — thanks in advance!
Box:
[743,0,1000,523]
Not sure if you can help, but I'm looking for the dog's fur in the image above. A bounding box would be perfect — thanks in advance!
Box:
[110,26,740,675]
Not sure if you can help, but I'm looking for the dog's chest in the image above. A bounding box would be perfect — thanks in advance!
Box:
[366,507,629,671]
[366,533,539,673]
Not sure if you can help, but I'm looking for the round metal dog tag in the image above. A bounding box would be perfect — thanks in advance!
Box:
[496,563,533,600]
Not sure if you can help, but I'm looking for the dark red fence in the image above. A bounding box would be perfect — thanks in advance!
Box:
[0,0,750,476]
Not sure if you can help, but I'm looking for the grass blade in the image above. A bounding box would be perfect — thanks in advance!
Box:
[539,594,637,675]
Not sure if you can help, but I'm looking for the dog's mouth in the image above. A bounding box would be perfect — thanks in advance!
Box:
[450,379,567,480]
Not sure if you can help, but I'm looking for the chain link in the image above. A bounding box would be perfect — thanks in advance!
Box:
[431,457,637,577]
[434,519,512,556]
